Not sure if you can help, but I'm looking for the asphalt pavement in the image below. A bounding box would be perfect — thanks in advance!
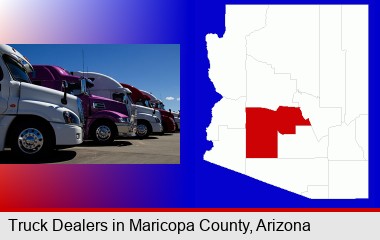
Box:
[0,133,180,164]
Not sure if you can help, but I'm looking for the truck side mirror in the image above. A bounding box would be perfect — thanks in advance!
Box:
[81,78,87,94]
[80,78,93,94]
[61,80,68,105]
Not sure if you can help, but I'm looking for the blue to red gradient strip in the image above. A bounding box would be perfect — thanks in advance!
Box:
[0,165,191,208]
[0,0,190,43]
[2,208,380,212]
[0,0,195,209]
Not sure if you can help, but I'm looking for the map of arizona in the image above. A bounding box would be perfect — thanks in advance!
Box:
[204,5,368,199]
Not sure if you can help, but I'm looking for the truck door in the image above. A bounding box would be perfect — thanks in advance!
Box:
[0,65,8,114]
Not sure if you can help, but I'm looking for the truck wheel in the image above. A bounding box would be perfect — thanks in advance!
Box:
[10,121,53,159]
[91,122,116,145]
[136,121,151,138]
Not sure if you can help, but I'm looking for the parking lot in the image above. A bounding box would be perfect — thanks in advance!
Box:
[0,133,180,164]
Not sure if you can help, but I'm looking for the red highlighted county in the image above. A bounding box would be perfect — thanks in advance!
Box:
[246,106,311,158]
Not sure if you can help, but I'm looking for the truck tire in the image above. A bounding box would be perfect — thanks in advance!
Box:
[136,120,152,139]
[10,121,53,160]
[91,121,116,145]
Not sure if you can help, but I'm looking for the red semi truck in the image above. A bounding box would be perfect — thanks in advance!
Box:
[120,83,175,133]
[139,90,176,133]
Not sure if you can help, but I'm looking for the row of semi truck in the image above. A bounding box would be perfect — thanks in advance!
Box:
[0,44,180,159]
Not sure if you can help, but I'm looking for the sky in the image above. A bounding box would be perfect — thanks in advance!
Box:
[11,44,180,111]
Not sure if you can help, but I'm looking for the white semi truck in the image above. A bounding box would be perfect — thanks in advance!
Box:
[140,90,180,131]
[72,71,163,138]
[0,44,83,159]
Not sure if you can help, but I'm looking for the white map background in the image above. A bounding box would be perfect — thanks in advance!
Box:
[205,5,368,199]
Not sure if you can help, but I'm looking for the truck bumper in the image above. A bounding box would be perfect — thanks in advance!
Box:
[51,123,83,146]
[151,122,163,133]
[162,116,176,132]
[0,115,16,151]
[116,122,137,137]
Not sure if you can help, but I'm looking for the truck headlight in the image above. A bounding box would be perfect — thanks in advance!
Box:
[118,117,130,123]
[63,111,80,125]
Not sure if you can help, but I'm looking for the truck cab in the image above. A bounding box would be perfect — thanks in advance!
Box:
[72,72,163,138]
[171,110,180,131]
[140,90,177,133]
[29,65,136,144]
[121,83,164,137]
[0,45,83,159]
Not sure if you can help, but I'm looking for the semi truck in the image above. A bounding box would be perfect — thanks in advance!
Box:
[72,72,163,138]
[139,90,176,133]
[139,90,180,130]
[29,65,136,144]
[120,83,164,137]
[172,110,180,131]
[0,45,83,159]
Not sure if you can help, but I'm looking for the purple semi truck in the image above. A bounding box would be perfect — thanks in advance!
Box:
[29,65,137,144]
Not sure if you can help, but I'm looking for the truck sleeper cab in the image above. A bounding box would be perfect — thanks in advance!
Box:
[29,65,136,145]
[0,45,83,159]
[72,71,162,138]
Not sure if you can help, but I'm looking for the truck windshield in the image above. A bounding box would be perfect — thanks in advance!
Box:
[152,102,165,110]
[126,94,134,105]
[68,78,92,96]
[158,103,165,110]
[113,92,125,103]
[3,55,31,83]
[144,100,151,108]
[68,82,85,95]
